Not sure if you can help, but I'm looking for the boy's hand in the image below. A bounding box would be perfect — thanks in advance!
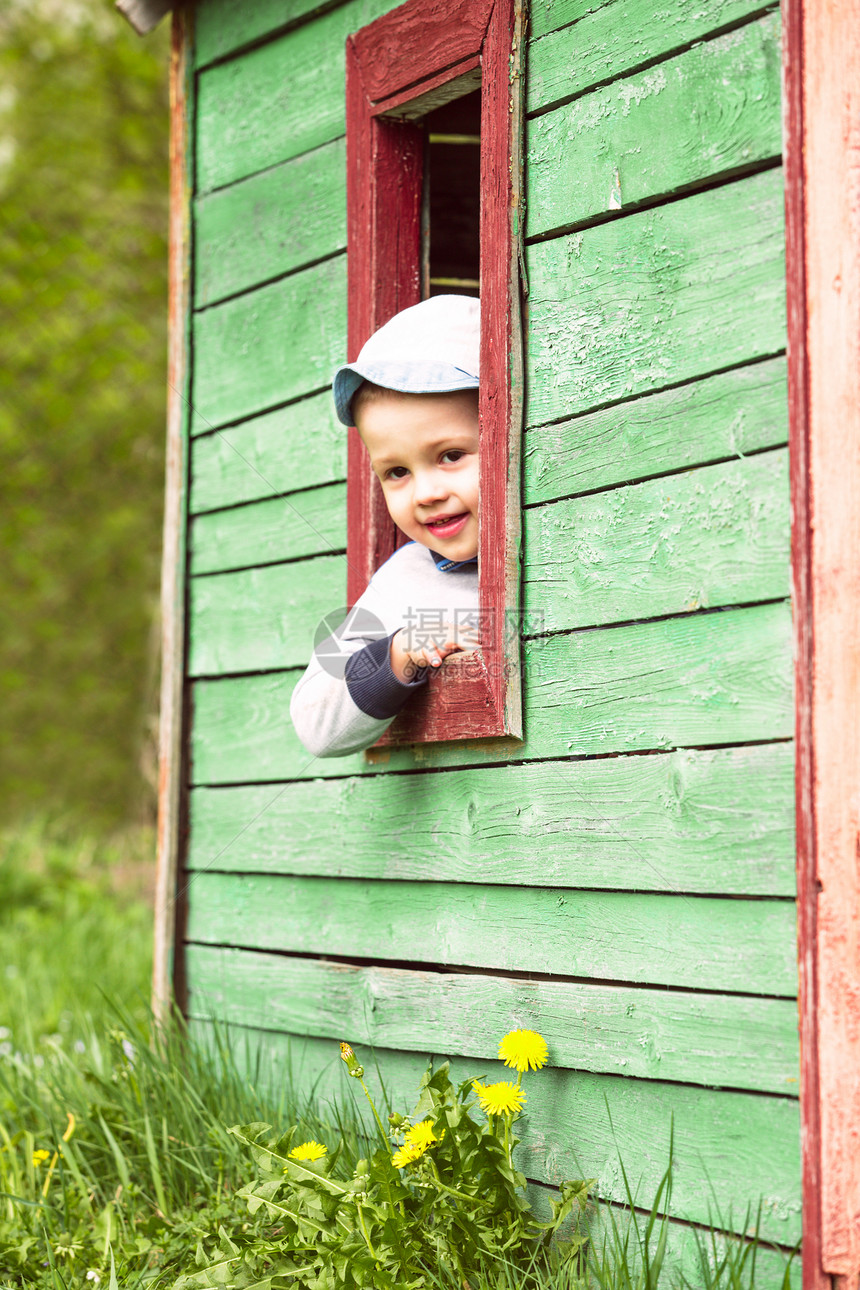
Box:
[390,622,481,683]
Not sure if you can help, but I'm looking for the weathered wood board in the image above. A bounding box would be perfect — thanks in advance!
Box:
[524,449,789,630]
[188,553,344,676]
[190,483,346,575]
[196,0,397,192]
[186,873,797,995]
[192,256,346,429]
[537,1187,799,1290]
[176,0,800,1261]
[186,742,795,895]
[188,1021,802,1246]
[187,449,787,635]
[195,0,346,70]
[189,600,792,781]
[524,355,787,503]
[185,948,799,1093]
[528,13,782,237]
[526,167,785,427]
[194,138,346,307]
[528,0,774,81]
[189,392,345,511]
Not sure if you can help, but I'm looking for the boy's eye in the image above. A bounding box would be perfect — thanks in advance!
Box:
[385,466,409,480]
[442,450,465,463]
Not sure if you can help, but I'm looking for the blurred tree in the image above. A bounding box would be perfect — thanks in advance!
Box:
[0,0,170,828]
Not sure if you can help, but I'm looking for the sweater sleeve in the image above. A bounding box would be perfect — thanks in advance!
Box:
[289,623,427,760]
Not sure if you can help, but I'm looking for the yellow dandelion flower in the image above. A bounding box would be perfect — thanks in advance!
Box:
[289,1141,327,1162]
[32,1149,51,1167]
[498,1029,549,1073]
[476,1081,526,1117]
[392,1141,425,1169]
[404,1119,440,1151]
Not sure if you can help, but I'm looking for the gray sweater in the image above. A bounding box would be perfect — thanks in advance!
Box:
[289,542,479,758]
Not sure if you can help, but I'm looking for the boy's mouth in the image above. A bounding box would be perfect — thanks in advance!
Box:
[423,512,470,539]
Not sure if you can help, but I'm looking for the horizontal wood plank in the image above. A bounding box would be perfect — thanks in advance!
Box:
[190,483,346,575]
[524,356,787,503]
[188,553,344,676]
[524,449,789,631]
[192,256,345,430]
[525,168,786,427]
[528,1186,798,1289]
[187,453,789,671]
[196,0,396,192]
[186,873,798,995]
[528,13,781,237]
[188,1021,801,1244]
[186,742,795,895]
[195,0,341,70]
[194,139,346,307]
[189,392,345,510]
[528,0,776,105]
[185,949,799,1093]
[189,600,792,781]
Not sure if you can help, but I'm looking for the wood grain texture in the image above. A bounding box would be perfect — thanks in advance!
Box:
[350,0,492,101]
[189,483,346,575]
[781,0,823,1279]
[196,0,397,193]
[194,0,342,69]
[186,872,798,995]
[185,949,799,1093]
[191,256,346,430]
[185,742,795,895]
[528,13,781,237]
[528,0,776,103]
[154,9,192,1022]
[525,167,786,427]
[524,449,789,631]
[187,454,789,673]
[541,1189,799,1290]
[786,0,860,1276]
[524,355,787,502]
[188,554,344,677]
[189,1021,802,1245]
[194,139,346,308]
[189,600,792,782]
[189,392,345,511]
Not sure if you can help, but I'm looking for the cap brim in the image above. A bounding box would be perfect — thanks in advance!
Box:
[332,361,479,426]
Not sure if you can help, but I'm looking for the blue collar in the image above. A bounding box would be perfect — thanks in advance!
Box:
[431,550,478,574]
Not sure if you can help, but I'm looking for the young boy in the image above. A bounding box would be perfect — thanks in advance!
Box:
[290,295,482,758]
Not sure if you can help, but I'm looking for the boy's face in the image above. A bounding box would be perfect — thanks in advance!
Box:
[356,389,480,562]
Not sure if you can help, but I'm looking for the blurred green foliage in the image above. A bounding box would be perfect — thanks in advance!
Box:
[0,1,170,828]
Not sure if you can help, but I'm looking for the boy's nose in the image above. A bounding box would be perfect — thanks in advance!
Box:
[413,470,449,507]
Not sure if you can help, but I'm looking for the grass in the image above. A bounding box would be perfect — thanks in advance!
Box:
[0,819,797,1288]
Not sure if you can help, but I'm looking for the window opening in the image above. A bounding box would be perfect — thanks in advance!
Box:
[345,0,524,747]
[422,89,481,299]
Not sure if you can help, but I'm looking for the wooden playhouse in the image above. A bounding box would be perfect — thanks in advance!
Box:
[120,0,860,1284]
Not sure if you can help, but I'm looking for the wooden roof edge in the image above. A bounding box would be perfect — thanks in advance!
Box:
[115,0,171,36]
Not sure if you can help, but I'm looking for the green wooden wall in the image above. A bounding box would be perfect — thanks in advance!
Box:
[181,0,798,1279]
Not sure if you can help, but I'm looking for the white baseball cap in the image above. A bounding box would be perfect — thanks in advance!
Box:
[332,294,480,426]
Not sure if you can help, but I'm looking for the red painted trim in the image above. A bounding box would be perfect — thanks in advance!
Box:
[370,54,481,118]
[785,0,860,1281]
[345,0,523,746]
[350,0,493,103]
[345,42,424,601]
[782,1,826,1284]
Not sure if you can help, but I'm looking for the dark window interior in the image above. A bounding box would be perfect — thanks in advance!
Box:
[421,89,481,298]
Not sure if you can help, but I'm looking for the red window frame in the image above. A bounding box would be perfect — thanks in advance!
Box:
[345,0,524,747]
